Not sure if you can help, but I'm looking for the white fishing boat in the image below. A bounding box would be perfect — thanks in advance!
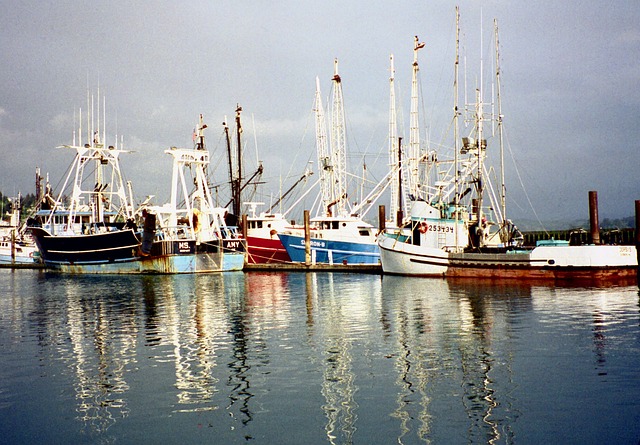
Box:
[378,11,637,283]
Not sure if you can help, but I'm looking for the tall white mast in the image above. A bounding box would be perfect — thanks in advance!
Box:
[86,90,90,147]
[475,15,486,236]
[314,77,333,216]
[495,18,506,228]
[388,54,400,224]
[409,36,425,201]
[330,58,347,217]
[454,7,461,249]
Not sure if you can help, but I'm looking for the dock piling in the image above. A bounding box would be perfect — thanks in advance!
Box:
[635,200,640,288]
[304,210,311,266]
[589,191,600,245]
[378,205,386,233]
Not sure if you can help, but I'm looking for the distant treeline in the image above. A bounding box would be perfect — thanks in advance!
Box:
[600,216,635,229]
[497,215,635,232]
[0,192,38,220]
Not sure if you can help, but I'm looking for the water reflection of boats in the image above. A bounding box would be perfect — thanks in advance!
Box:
[39,275,141,437]
[381,275,529,443]
[7,267,638,442]
[142,274,236,413]
[304,273,360,444]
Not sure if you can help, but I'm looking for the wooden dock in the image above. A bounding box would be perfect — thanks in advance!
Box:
[244,262,382,274]
[0,262,45,270]
[0,260,380,273]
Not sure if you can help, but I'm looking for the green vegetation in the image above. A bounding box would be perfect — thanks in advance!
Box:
[0,192,38,223]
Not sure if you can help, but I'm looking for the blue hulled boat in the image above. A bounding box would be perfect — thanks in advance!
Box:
[278,216,379,265]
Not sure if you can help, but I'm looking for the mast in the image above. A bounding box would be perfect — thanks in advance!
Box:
[475,88,484,231]
[397,137,404,226]
[330,58,347,217]
[223,118,235,215]
[475,15,486,237]
[314,77,333,216]
[165,115,221,239]
[494,18,506,228]
[235,105,243,218]
[409,36,425,201]
[454,6,461,249]
[388,54,401,224]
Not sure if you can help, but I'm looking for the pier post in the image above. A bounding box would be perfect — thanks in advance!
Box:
[635,200,640,287]
[589,191,600,245]
[304,210,311,266]
[10,228,16,264]
[378,205,386,233]
[241,214,247,238]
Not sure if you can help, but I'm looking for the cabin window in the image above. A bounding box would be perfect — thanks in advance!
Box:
[359,229,370,236]
[333,221,339,230]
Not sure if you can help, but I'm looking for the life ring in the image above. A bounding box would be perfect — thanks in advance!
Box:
[191,208,201,233]
[418,222,428,234]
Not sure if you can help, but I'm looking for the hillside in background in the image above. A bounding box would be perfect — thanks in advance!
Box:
[516,216,635,232]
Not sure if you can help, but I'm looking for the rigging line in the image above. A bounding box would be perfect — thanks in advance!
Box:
[275,95,316,200]
[482,164,503,224]
[502,124,548,234]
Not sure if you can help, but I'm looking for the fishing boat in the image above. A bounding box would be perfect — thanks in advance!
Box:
[0,239,38,265]
[30,106,245,273]
[278,61,381,265]
[378,12,637,283]
[0,194,39,265]
[278,215,379,265]
[243,202,293,264]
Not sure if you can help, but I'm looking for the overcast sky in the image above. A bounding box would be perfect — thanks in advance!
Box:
[1,1,639,225]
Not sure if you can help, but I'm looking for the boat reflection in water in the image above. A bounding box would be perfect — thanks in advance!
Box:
[380,276,534,444]
[33,275,140,436]
[2,270,639,444]
[304,272,362,444]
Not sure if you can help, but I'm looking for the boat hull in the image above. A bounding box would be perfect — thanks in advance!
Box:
[278,233,379,265]
[30,228,246,274]
[246,236,291,264]
[379,234,638,283]
[0,240,39,265]
[0,252,39,264]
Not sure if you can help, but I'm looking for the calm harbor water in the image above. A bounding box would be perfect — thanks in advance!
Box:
[1,269,639,444]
